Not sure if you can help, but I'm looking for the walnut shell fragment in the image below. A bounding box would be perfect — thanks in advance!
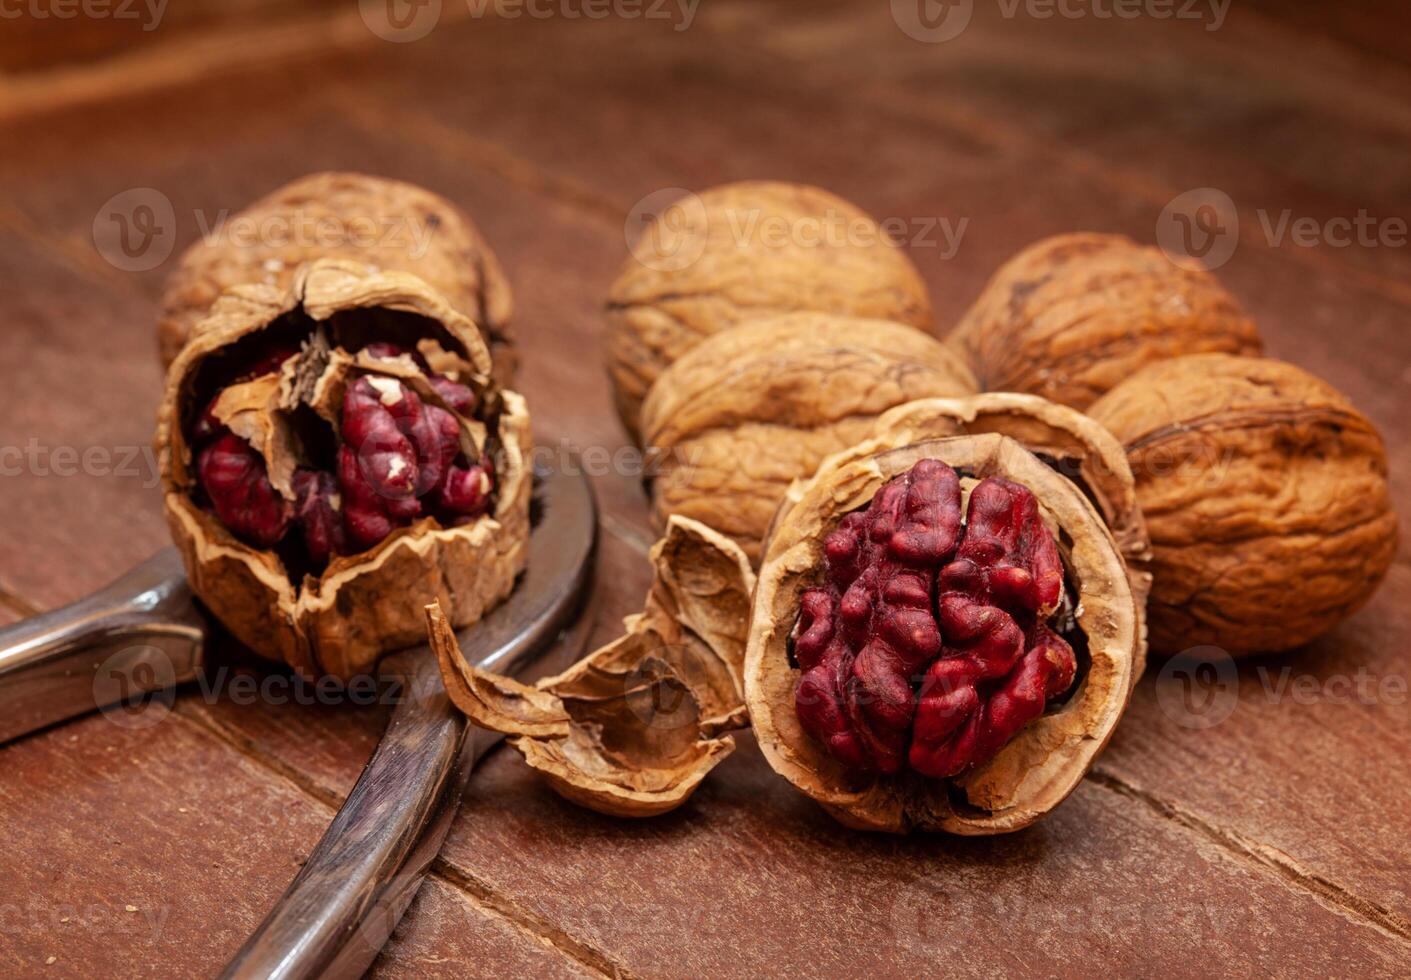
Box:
[157,258,531,679]
[747,434,1140,834]
[430,517,756,817]
[640,313,978,563]
[606,181,936,441]
[949,233,1262,410]
[159,172,515,383]
[1088,354,1398,655]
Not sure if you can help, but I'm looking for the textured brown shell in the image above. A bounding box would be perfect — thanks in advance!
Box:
[158,172,515,383]
[949,233,1262,410]
[156,259,531,679]
[606,181,936,441]
[430,517,756,817]
[746,434,1139,834]
[639,313,977,563]
[1088,354,1397,655]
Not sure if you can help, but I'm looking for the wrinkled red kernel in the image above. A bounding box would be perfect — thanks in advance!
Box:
[793,461,1077,778]
[197,433,292,549]
[191,347,495,568]
[430,375,477,416]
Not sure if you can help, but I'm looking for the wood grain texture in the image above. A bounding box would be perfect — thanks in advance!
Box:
[0,1,1407,975]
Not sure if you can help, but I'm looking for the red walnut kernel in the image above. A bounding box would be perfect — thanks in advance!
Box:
[747,433,1140,835]
[197,433,292,549]
[792,461,1078,781]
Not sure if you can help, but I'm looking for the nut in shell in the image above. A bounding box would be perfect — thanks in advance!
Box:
[949,233,1261,410]
[640,312,978,564]
[606,180,936,441]
[746,433,1140,834]
[1088,353,1397,655]
[156,258,531,680]
[158,172,515,384]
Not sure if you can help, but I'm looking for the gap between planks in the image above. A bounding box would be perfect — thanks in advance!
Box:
[1089,768,1411,947]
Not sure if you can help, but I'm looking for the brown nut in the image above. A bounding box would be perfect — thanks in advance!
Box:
[429,516,755,817]
[746,433,1141,834]
[640,312,977,563]
[1088,353,1398,655]
[606,181,936,441]
[158,172,515,383]
[156,258,531,679]
[949,233,1261,409]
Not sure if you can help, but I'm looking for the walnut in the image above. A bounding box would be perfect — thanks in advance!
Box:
[949,233,1262,410]
[747,433,1142,834]
[1088,354,1398,655]
[156,258,531,679]
[640,312,977,563]
[428,517,755,817]
[606,181,936,441]
[158,172,515,384]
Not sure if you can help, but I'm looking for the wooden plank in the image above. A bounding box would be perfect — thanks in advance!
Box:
[434,733,1410,976]
[0,708,566,977]
[1,5,1408,975]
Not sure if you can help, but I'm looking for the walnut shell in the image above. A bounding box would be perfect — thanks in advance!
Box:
[158,172,515,383]
[949,233,1262,410]
[156,259,531,679]
[746,433,1140,834]
[640,312,977,563]
[1088,354,1398,655]
[606,181,936,441]
[429,517,755,817]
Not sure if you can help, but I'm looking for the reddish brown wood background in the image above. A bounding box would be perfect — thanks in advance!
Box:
[1,2,1408,976]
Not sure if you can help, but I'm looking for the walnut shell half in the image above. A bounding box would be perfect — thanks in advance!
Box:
[156,259,531,679]
[430,517,755,817]
[1088,353,1398,655]
[606,181,936,441]
[747,433,1140,834]
[159,172,515,384]
[949,233,1262,410]
[640,312,977,564]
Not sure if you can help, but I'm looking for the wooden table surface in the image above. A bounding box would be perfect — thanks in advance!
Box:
[1,2,1408,976]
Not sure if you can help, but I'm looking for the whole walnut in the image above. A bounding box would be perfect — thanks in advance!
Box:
[159,172,515,383]
[949,233,1262,410]
[639,312,976,563]
[1088,354,1397,655]
[606,181,935,441]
